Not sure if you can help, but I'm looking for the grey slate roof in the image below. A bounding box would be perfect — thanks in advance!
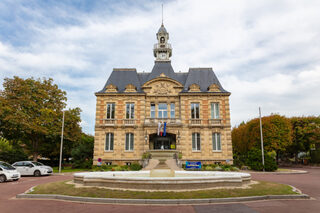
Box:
[182,68,228,93]
[157,24,167,34]
[97,62,229,94]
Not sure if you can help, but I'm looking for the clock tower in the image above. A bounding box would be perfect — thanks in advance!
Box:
[153,23,172,61]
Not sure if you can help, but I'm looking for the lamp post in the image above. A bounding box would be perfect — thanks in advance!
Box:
[259,107,265,172]
[145,131,148,144]
[58,110,65,173]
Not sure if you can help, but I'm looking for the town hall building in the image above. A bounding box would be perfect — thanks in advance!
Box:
[93,23,233,166]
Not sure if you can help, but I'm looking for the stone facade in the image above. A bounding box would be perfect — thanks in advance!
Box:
[93,24,233,166]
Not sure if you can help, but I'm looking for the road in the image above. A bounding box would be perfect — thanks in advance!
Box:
[0,168,319,213]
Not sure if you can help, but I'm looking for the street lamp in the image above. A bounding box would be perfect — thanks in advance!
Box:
[259,107,265,172]
[59,110,65,173]
[145,131,148,144]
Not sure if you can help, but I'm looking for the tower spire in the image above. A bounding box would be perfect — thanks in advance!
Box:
[161,4,163,25]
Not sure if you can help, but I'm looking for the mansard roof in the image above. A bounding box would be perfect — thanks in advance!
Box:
[96,62,229,94]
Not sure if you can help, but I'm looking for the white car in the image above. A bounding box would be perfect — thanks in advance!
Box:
[0,161,21,182]
[12,161,53,176]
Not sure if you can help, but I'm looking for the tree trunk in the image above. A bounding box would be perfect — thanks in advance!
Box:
[32,139,38,161]
[33,152,38,161]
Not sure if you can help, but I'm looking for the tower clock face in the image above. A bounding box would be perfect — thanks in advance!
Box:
[159,53,166,59]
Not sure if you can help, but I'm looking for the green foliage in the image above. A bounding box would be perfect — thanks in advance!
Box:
[310,149,320,163]
[0,76,82,161]
[129,163,142,171]
[287,116,320,162]
[246,149,277,171]
[71,134,94,168]
[142,152,151,160]
[0,138,28,164]
[232,115,320,165]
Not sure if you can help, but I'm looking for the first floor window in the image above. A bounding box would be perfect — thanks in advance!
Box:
[212,133,221,151]
[150,103,155,118]
[158,103,168,118]
[126,103,134,119]
[105,133,114,151]
[211,102,220,119]
[106,103,115,119]
[192,133,201,151]
[170,103,175,118]
[191,103,200,119]
[125,133,134,151]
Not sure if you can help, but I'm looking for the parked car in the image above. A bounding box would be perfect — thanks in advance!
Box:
[12,161,53,176]
[0,161,21,183]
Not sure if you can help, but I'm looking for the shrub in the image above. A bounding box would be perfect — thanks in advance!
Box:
[205,166,213,171]
[246,149,278,171]
[142,152,151,160]
[129,163,142,171]
[213,166,223,171]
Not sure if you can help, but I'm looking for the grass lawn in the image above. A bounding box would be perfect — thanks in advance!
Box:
[29,180,297,199]
[276,168,294,172]
[52,167,89,173]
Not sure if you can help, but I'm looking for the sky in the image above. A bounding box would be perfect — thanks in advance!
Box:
[0,0,320,135]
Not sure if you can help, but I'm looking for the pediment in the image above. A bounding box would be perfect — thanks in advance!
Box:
[142,77,183,96]
[124,84,137,92]
[105,84,118,92]
[208,84,220,92]
[188,83,201,92]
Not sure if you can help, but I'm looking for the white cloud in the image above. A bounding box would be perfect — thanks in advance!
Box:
[0,0,320,133]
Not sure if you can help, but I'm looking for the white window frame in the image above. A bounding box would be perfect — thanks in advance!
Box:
[150,103,156,118]
[125,133,134,151]
[158,103,168,118]
[126,103,134,119]
[105,133,114,151]
[106,103,115,119]
[211,102,220,119]
[191,103,200,119]
[212,133,221,151]
[170,103,175,118]
[192,133,201,151]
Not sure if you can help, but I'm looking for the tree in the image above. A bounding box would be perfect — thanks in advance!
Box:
[71,133,94,168]
[0,136,28,164]
[0,76,82,161]
[232,114,292,162]
[288,116,320,162]
[39,108,82,162]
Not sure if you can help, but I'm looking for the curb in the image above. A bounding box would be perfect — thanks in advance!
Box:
[16,193,310,205]
[246,170,308,175]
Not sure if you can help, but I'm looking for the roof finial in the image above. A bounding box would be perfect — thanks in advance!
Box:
[161,4,164,25]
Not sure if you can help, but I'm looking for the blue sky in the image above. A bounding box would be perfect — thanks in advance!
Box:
[1,0,320,135]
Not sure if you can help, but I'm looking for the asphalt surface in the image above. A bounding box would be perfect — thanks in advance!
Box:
[0,168,319,213]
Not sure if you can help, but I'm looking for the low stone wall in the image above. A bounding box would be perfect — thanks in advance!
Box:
[74,171,251,191]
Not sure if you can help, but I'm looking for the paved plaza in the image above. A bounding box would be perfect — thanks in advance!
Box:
[0,168,320,213]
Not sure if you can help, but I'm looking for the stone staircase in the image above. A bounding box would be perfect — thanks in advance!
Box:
[143,150,182,171]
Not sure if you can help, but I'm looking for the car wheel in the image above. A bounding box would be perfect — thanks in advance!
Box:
[34,170,41,177]
[0,175,6,183]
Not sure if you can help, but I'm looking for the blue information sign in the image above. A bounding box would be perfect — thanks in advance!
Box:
[186,161,201,169]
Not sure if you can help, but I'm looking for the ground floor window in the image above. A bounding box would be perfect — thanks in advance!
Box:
[192,133,201,151]
[125,133,134,151]
[212,133,221,151]
[105,133,114,151]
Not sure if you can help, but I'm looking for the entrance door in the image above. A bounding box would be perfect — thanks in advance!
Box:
[154,138,170,150]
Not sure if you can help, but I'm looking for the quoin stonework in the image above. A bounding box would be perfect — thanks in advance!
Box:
[93,23,233,166]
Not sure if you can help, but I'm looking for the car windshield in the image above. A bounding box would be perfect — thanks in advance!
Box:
[32,162,44,166]
[0,162,16,170]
